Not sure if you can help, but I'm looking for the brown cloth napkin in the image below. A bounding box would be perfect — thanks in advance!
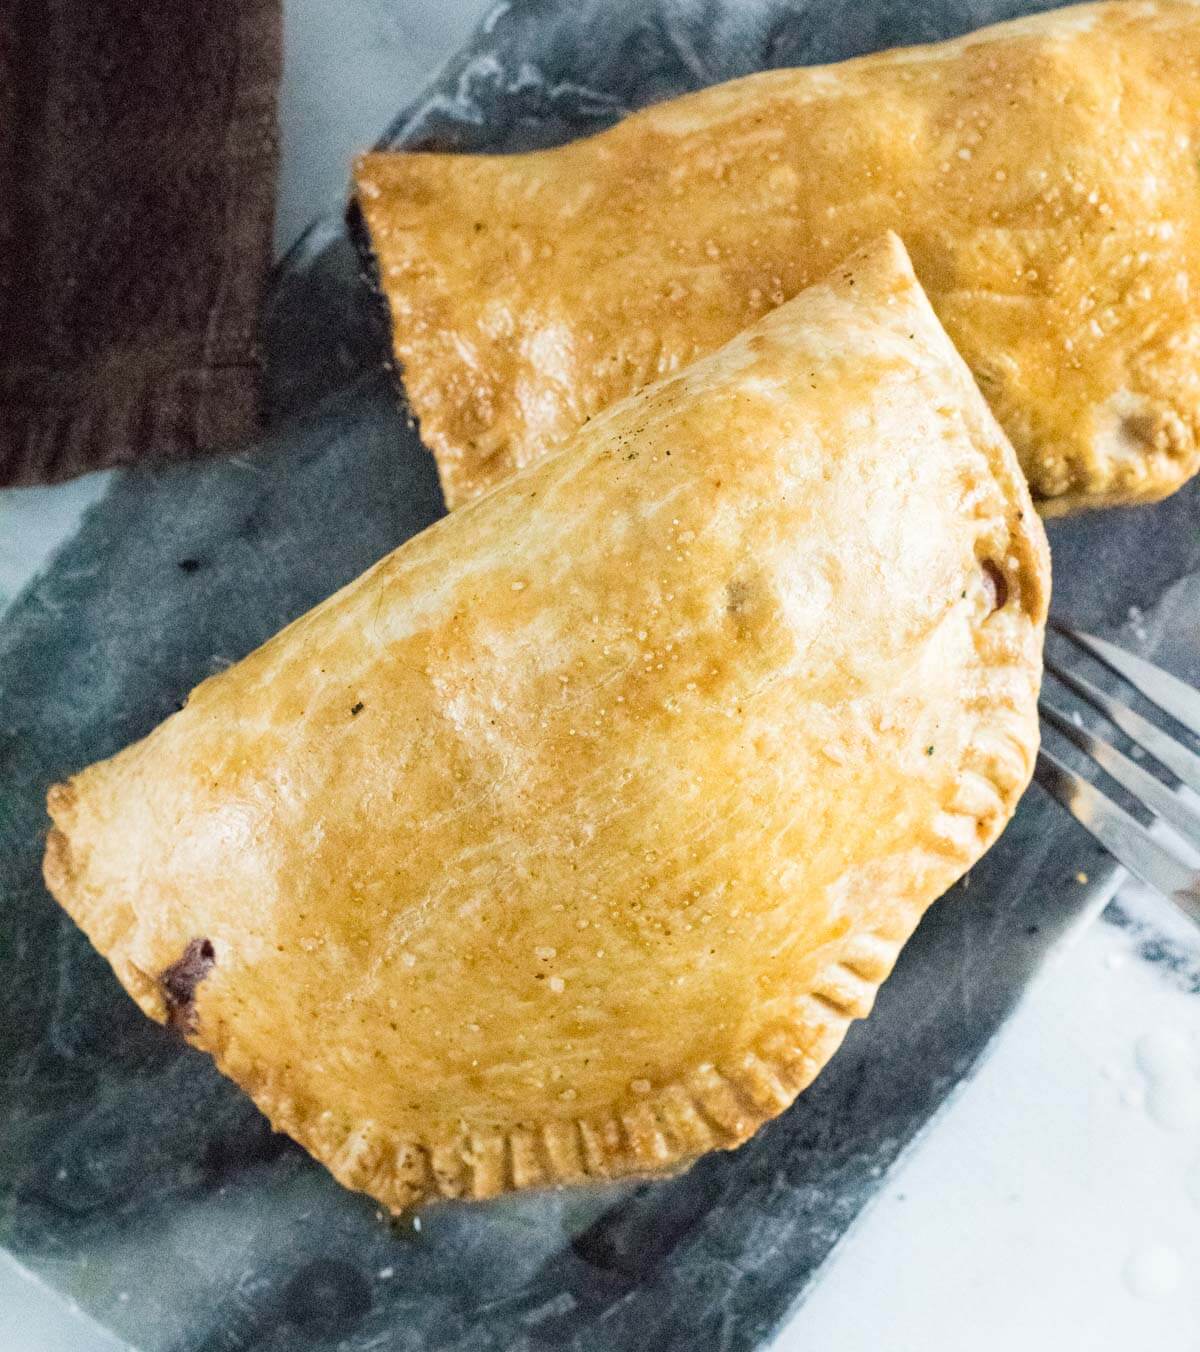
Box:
[0,0,282,485]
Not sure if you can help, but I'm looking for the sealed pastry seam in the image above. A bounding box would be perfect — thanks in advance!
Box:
[43,235,1049,1211]
[44,691,1036,1210]
[355,0,1200,513]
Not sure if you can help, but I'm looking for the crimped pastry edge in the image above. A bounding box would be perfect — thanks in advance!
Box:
[353,0,1200,515]
[43,623,1041,1212]
[42,235,1050,1212]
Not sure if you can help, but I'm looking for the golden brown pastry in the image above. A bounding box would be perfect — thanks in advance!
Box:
[356,0,1200,514]
[44,237,1049,1212]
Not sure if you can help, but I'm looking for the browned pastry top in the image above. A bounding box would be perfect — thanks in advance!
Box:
[44,238,1048,1211]
[357,0,1200,514]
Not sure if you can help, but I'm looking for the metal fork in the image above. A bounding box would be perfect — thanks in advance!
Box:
[1035,621,1200,925]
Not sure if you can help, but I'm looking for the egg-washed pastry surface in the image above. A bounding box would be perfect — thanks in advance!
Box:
[356,0,1200,515]
[44,237,1049,1212]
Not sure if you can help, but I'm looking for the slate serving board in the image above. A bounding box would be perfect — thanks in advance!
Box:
[2,2,1200,1349]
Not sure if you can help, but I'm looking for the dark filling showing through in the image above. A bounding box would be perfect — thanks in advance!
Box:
[159,937,216,1035]
[981,559,1009,613]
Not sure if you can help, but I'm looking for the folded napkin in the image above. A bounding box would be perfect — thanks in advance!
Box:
[0,0,282,485]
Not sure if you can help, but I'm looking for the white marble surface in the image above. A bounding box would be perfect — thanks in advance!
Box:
[4,2,1199,1348]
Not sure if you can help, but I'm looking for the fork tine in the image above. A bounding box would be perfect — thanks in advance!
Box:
[1035,749,1200,925]
[1044,656,1200,797]
[1040,699,1200,853]
[1052,622,1200,740]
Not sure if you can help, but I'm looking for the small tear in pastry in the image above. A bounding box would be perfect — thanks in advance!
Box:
[159,937,216,1034]
[980,560,1009,614]
[1120,411,1158,450]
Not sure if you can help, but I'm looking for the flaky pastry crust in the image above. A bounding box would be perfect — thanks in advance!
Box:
[44,237,1049,1211]
[356,0,1200,514]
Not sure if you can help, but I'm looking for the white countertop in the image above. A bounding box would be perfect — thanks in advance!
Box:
[4,3,1199,1348]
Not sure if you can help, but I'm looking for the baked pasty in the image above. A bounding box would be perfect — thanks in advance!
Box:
[44,237,1049,1212]
[356,0,1200,514]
